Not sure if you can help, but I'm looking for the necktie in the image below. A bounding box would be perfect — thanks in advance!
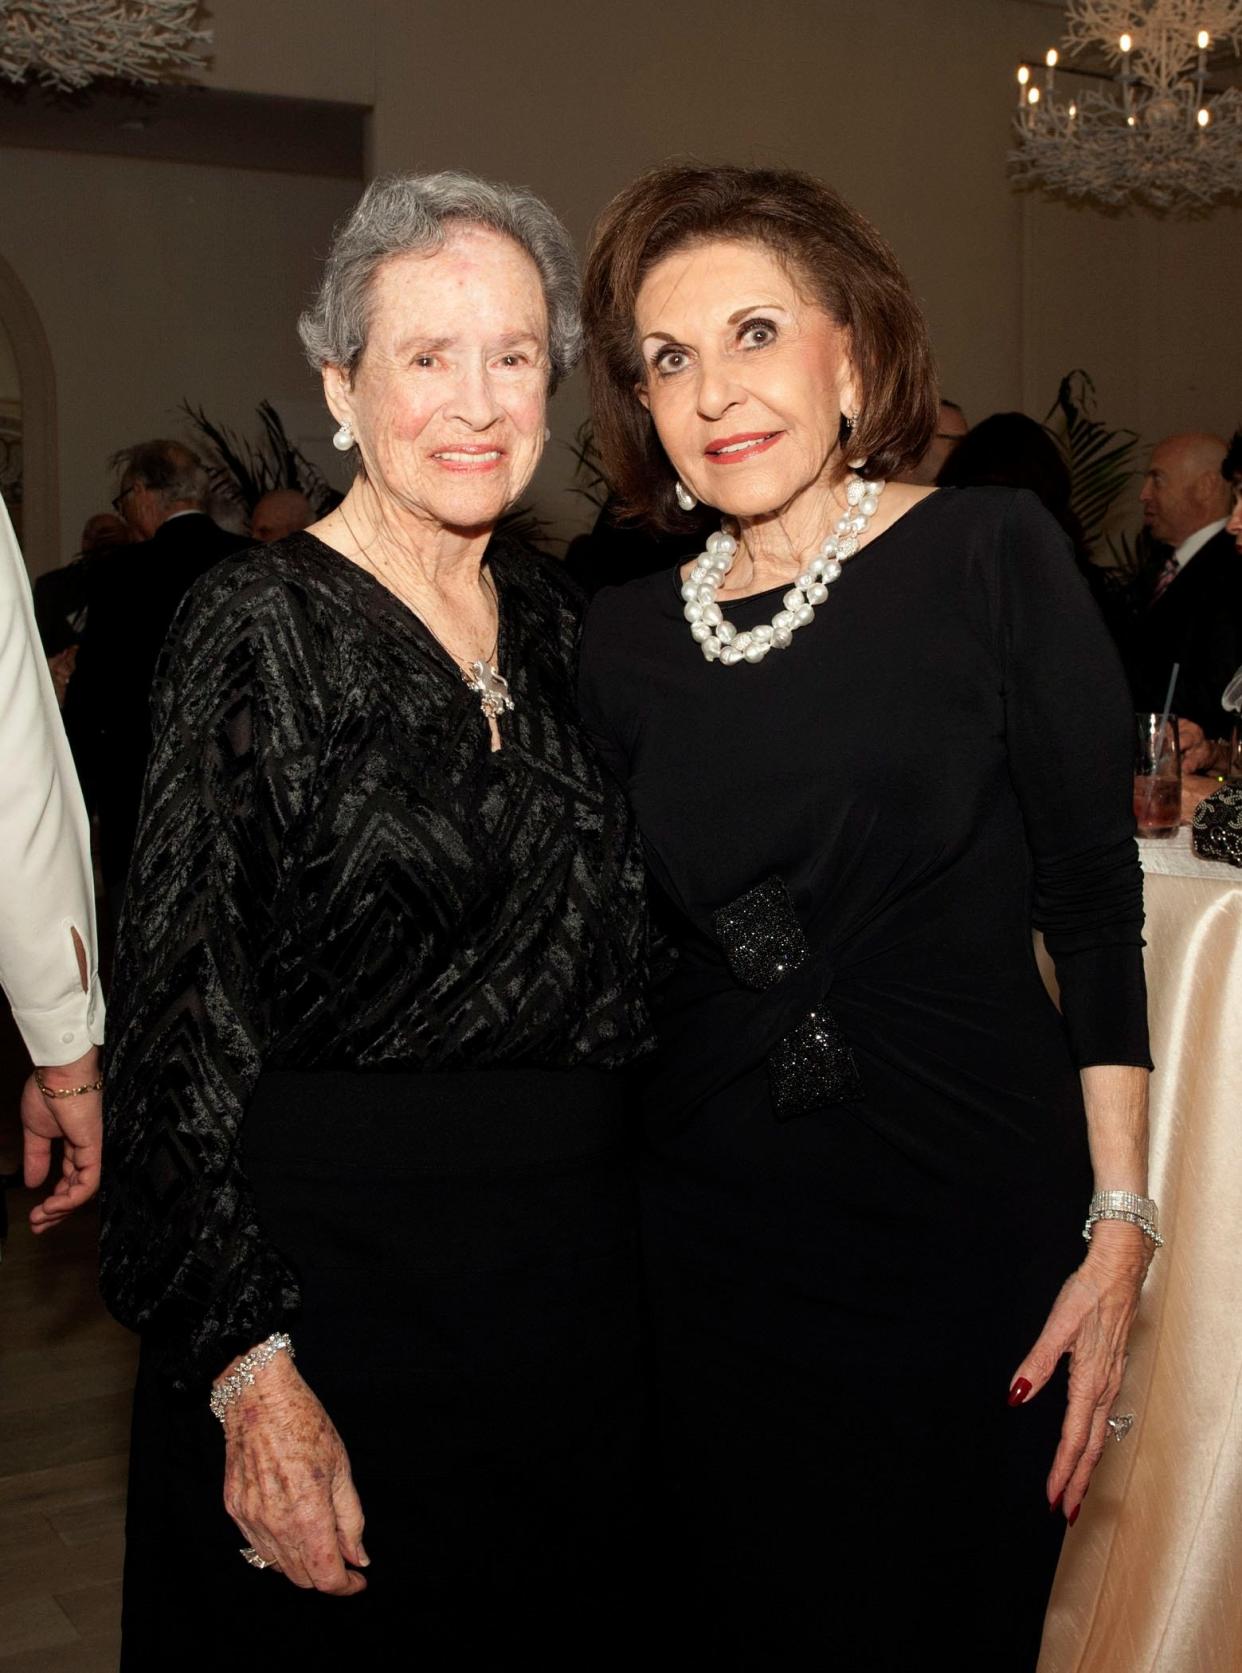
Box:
[1149,555,1179,607]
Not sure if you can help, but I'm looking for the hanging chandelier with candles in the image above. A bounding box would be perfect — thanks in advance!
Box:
[0,1,211,92]
[1008,0,1242,210]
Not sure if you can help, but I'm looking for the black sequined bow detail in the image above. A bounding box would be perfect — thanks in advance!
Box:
[713,875,810,991]
[768,1004,862,1120]
[713,875,862,1120]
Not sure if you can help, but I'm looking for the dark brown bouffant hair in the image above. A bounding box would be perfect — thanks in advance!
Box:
[582,162,939,532]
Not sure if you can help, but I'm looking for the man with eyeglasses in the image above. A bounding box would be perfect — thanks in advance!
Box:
[65,440,247,899]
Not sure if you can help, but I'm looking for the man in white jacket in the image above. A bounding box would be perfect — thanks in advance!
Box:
[0,498,105,1233]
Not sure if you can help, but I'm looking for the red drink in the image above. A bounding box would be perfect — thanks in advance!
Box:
[1133,773,1180,837]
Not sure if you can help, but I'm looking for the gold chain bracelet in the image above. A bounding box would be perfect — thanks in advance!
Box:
[34,1073,104,1099]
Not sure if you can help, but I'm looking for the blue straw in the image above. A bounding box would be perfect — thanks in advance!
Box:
[1155,662,1179,771]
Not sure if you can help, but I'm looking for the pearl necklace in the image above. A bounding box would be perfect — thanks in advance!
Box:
[682,476,887,665]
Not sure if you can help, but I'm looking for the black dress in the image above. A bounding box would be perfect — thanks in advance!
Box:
[578,488,1151,1671]
[100,532,651,1669]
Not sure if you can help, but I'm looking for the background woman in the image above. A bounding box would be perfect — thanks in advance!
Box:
[101,172,650,1666]
[578,164,1156,1669]
[935,408,1088,555]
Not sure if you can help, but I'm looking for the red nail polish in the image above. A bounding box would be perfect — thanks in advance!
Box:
[1068,1503,1081,1527]
[1049,1493,1062,1514]
[1007,1377,1032,1407]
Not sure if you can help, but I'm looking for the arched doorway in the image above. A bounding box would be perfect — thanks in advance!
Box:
[0,253,58,574]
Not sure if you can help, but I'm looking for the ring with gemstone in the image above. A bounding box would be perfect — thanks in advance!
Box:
[240,1545,277,1569]
[1106,1412,1136,1442]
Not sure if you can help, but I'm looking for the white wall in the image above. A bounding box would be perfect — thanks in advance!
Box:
[5,0,1239,563]
[0,149,359,567]
[362,0,1241,535]
[200,0,376,106]
[1021,192,1240,442]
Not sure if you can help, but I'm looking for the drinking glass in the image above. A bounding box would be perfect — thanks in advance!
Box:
[1133,713,1180,839]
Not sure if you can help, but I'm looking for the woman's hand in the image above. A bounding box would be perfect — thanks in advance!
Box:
[1178,720,1225,776]
[219,1349,369,1595]
[47,646,77,707]
[1008,1220,1152,1521]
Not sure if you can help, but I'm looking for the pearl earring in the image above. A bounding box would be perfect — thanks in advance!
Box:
[675,479,698,512]
[844,412,866,471]
[544,426,551,441]
[332,421,355,453]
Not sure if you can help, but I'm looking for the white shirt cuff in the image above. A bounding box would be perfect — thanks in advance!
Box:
[11,977,107,1066]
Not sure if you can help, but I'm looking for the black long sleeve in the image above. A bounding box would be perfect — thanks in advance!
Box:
[99,565,324,1387]
[995,491,1152,1068]
[100,534,652,1391]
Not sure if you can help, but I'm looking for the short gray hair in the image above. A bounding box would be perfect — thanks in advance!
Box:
[110,439,208,510]
[298,171,582,391]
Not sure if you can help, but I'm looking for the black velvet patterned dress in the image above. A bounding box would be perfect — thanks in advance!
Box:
[578,489,1152,1671]
[100,532,651,1669]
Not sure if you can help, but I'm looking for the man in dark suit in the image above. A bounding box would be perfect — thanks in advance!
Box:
[1126,431,1240,742]
[65,440,249,897]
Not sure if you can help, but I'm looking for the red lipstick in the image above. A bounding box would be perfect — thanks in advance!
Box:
[704,431,783,464]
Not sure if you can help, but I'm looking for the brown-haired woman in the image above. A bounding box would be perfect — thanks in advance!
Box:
[578,163,1156,1669]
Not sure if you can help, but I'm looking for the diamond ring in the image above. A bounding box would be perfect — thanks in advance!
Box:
[240,1545,277,1570]
[1106,1412,1136,1442]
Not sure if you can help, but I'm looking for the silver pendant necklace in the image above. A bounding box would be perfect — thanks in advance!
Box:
[458,573,513,721]
[360,538,513,719]
[462,657,514,720]
[337,507,514,718]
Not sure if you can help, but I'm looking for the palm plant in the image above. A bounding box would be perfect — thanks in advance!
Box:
[567,419,610,513]
[497,502,556,550]
[181,400,337,516]
[1043,370,1149,565]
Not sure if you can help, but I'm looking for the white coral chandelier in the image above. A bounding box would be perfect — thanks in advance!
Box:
[0,1,211,92]
[1008,0,1242,210]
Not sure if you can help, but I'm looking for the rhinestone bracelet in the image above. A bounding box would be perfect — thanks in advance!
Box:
[1082,1189,1163,1249]
[209,1332,295,1425]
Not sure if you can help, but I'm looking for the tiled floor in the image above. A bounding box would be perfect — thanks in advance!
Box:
[0,1180,136,1671]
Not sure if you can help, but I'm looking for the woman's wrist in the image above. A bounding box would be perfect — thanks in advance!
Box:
[1081,1217,1154,1278]
[1083,1187,1162,1249]
[210,1332,297,1425]
[1083,1217,1151,1248]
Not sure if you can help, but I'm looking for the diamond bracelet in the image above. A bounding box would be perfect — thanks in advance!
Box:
[209,1332,296,1425]
[1082,1190,1163,1249]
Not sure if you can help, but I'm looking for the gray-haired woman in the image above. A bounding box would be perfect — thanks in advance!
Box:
[100,172,651,1667]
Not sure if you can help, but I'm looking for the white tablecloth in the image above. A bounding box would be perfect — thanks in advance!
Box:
[1137,826,1233,881]
[1039,839,1242,1673]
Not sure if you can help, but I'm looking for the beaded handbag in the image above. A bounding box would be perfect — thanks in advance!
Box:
[1191,784,1242,867]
